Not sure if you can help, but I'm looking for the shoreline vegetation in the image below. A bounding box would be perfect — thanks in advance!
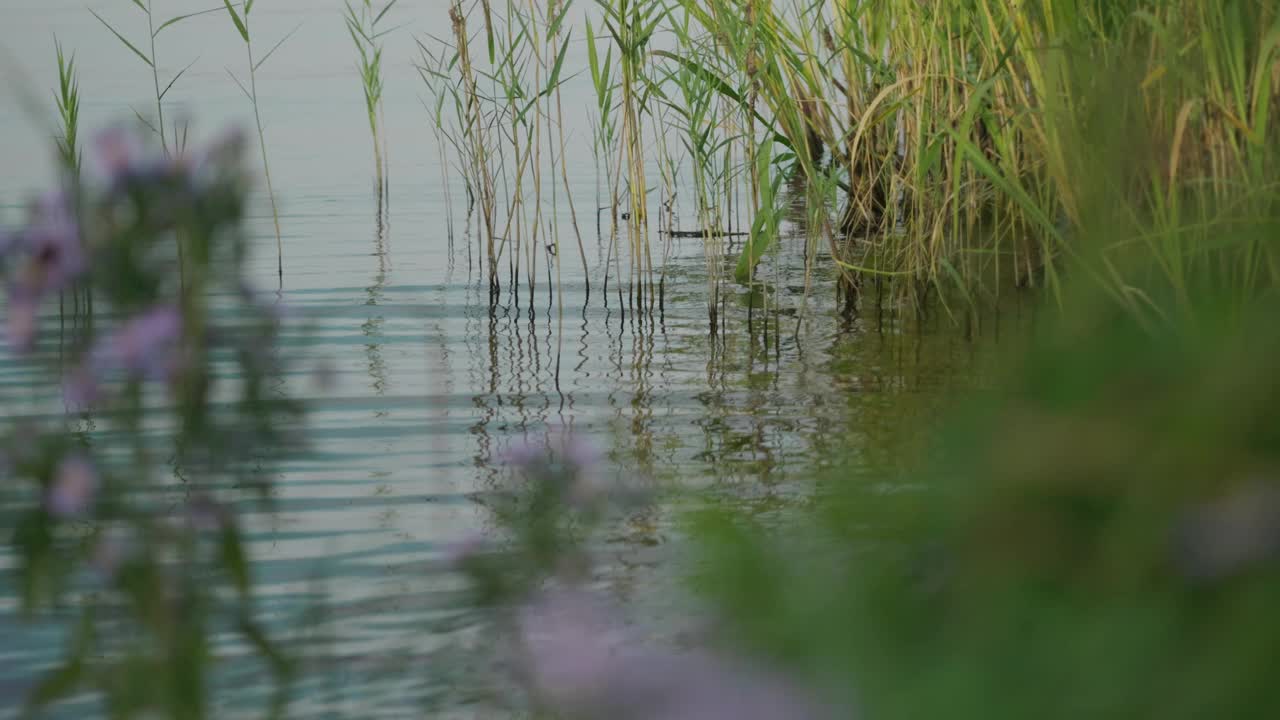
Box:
[418,0,1278,327]
[1,0,1278,717]
[21,0,1279,327]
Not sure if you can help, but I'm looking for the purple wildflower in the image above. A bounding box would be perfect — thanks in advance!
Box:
[513,588,837,720]
[47,453,99,519]
[62,364,100,411]
[557,434,607,508]
[502,441,549,472]
[90,126,194,194]
[19,191,85,292]
[0,228,19,258]
[186,495,228,533]
[2,193,86,353]
[88,126,145,185]
[61,305,184,407]
[94,305,183,381]
[444,531,490,569]
[5,291,38,353]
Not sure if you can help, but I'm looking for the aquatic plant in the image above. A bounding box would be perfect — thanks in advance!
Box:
[344,0,398,209]
[0,127,302,717]
[424,0,1278,319]
[221,0,298,285]
[89,1,215,155]
[52,38,81,172]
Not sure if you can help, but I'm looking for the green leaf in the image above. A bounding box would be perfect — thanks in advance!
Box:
[155,8,225,36]
[254,23,303,71]
[226,68,253,101]
[735,142,782,284]
[245,0,256,15]
[547,34,571,92]
[159,56,199,100]
[548,0,574,38]
[90,10,153,68]
[222,0,250,43]
[373,0,399,26]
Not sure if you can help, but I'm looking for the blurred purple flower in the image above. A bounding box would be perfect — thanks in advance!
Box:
[61,305,183,407]
[95,305,183,381]
[19,192,84,290]
[557,435,607,508]
[5,291,38,353]
[1177,479,1280,580]
[513,588,836,720]
[62,365,100,411]
[444,531,490,569]
[90,126,195,193]
[561,435,602,472]
[0,228,19,258]
[47,453,99,519]
[503,435,610,510]
[2,193,86,353]
[186,495,228,533]
[88,126,145,185]
[502,441,548,472]
[91,526,132,582]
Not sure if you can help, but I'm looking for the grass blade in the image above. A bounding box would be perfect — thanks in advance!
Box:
[159,57,200,101]
[254,23,303,71]
[90,10,153,68]
[222,0,250,43]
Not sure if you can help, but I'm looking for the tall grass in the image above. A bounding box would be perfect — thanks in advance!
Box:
[423,0,1278,320]
[52,38,93,325]
[221,0,297,285]
[52,38,81,173]
[344,0,398,211]
[90,2,220,288]
[89,2,215,155]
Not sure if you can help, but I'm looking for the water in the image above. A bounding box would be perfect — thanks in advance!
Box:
[0,2,1007,715]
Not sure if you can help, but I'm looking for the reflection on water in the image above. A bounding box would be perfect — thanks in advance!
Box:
[0,2,1020,716]
[0,202,1006,716]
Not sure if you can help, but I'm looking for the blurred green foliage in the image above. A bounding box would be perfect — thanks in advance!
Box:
[690,270,1280,720]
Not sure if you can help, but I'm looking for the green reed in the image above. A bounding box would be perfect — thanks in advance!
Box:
[419,0,1278,318]
[53,38,81,172]
[344,0,398,208]
[90,1,215,155]
[585,18,618,229]
[600,0,666,310]
[221,0,297,284]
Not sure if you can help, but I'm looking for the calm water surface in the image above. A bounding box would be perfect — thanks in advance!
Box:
[0,2,1012,716]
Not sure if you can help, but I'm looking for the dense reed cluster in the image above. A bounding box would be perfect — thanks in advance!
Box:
[421,0,1279,325]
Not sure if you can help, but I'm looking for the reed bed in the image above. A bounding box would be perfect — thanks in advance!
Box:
[63,0,1280,321]
[419,0,1279,321]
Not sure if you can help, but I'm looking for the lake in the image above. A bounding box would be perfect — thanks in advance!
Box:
[0,2,1006,716]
